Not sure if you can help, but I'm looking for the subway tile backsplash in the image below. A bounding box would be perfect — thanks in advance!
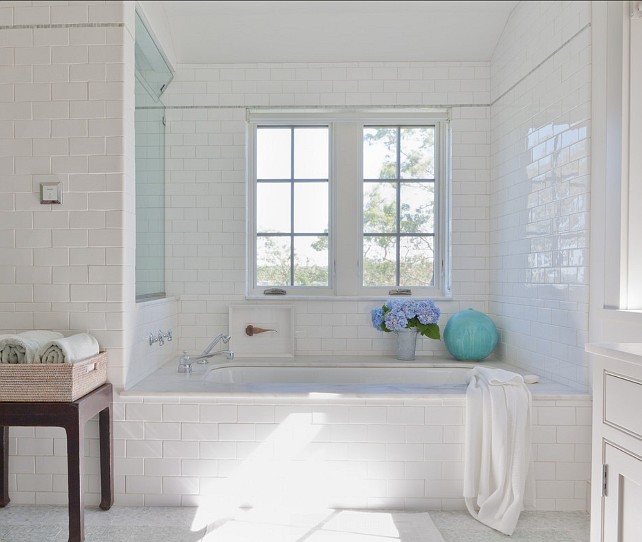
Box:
[161,63,491,360]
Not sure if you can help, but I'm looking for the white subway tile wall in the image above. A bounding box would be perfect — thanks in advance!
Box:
[128,297,178,387]
[489,1,591,390]
[1,0,595,512]
[160,63,491,357]
[5,393,592,511]
[0,1,136,387]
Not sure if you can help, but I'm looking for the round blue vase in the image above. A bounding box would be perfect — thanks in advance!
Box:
[443,309,497,361]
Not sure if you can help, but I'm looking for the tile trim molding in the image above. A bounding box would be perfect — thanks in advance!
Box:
[0,22,125,30]
[491,22,592,106]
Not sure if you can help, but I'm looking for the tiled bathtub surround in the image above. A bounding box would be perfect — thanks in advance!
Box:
[5,387,591,511]
[488,2,592,390]
[161,63,491,359]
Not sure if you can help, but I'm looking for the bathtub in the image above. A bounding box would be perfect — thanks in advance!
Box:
[116,357,591,512]
[201,364,471,394]
[124,357,571,397]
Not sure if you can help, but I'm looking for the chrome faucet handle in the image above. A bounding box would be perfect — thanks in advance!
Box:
[178,351,192,373]
[166,330,173,342]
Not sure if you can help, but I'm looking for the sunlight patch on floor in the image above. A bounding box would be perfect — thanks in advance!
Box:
[201,508,405,542]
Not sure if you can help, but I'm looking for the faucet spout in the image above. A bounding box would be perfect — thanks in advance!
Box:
[201,334,231,356]
[193,350,234,364]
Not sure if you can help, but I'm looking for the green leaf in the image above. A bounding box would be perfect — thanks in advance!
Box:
[416,322,440,340]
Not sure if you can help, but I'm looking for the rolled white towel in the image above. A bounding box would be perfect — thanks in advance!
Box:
[38,333,100,364]
[0,331,64,364]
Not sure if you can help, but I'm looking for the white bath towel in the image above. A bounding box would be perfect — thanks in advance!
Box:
[38,333,100,364]
[463,367,534,535]
[0,330,64,364]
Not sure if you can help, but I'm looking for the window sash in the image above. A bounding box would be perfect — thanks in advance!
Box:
[247,112,451,298]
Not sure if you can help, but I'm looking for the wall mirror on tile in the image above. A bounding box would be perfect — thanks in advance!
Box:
[135,10,173,301]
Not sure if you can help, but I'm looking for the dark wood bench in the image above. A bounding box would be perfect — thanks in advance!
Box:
[0,383,114,542]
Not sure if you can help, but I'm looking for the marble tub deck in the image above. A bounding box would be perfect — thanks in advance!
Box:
[0,505,590,541]
[124,357,587,398]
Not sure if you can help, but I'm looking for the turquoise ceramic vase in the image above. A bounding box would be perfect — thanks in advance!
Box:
[443,309,497,361]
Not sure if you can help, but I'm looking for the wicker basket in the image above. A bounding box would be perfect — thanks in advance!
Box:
[0,351,108,402]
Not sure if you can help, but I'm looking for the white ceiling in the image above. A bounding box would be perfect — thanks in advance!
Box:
[153,1,517,65]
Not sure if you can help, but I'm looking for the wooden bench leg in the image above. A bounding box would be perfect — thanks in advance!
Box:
[98,406,113,510]
[0,426,9,508]
[65,422,85,542]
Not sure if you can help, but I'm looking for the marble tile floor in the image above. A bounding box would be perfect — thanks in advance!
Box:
[0,505,589,542]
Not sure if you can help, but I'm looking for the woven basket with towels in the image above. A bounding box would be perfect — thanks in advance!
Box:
[0,331,107,402]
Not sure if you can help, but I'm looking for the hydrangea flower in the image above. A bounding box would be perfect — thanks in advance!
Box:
[384,309,408,331]
[371,307,384,331]
[416,300,441,324]
[384,299,403,311]
[398,300,418,319]
[371,298,441,340]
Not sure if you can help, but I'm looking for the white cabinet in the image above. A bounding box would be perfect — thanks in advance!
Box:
[588,344,642,542]
[603,444,642,542]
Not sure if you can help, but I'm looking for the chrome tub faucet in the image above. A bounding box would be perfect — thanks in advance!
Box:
[178,334,233,373]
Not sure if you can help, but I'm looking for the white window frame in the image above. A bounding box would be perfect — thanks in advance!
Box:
[247,109,452,299]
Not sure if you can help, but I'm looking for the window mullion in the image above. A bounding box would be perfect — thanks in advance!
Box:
[396,127,401,286]
[334,122,361,295]
[290,127,295,286]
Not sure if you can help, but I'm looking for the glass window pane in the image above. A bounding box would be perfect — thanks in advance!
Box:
[294,182,328,233]
[363,127,397,179]
[257,128,291,179]
[400,236,434,286]
[400,127,434,179]
[257,182,291,233]
[363,182,397,233]
[400,182,434,233]
[363,235,396,286]
[294,236,328,286]
[257,236,291,286]
[294,127,328,179]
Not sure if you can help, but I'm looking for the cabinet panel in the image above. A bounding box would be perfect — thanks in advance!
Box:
[604,443,642,542]
[604,373,642,439]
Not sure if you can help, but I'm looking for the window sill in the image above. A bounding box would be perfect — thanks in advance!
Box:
[245,294,454,302]
[136,295,177,307]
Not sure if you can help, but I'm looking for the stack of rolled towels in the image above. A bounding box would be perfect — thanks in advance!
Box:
[0,331,100,364]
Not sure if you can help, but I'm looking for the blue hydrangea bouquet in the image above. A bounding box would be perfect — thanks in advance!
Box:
[371,299,441,340]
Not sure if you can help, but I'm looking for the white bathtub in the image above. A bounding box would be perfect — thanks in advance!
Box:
[125,358,570,397]
[188,362,482,394]
[204,364,469,390]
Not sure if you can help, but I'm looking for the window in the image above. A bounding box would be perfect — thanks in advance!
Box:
[363,126,436,287]
[248,111,451,298]
[255,126,330,288]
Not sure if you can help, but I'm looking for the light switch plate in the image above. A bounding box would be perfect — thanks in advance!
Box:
[40,182,62,204]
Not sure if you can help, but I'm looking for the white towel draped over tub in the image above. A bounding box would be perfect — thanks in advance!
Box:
[463,367,535,535]
[0,331,64,364]
[38,333,100,364]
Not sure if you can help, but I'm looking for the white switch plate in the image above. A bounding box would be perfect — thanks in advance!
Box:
[40,182,62,204]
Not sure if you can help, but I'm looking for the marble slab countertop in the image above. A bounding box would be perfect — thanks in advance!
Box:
[121,356,590,400]
[586,342,642,365]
